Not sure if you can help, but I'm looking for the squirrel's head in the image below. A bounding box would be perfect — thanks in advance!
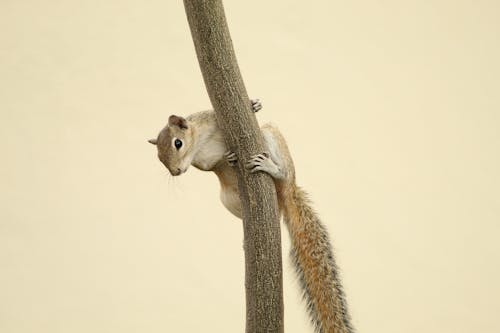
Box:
[149,115,195,176]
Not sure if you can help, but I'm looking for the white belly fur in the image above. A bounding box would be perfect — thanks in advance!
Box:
[220,187,242,219]
[217,124,282,220]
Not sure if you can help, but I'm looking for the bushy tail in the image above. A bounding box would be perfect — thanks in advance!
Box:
[283,185,354,333]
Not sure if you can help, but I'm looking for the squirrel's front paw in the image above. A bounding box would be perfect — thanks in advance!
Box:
[251,99,262,113]
[224,151,238,167]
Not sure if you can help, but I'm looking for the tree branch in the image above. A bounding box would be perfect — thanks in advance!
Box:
[183,1,284,332]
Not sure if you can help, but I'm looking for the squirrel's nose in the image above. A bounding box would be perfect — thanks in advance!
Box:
[171,168,181,176]
[166,166,181,176]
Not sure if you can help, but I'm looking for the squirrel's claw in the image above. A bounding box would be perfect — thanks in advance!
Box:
[251,99,262,113]
[224,151,238,167]
[245,152,285,179]
[245,152,281,176]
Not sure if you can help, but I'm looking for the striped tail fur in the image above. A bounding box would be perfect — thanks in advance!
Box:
[283,185,354,333]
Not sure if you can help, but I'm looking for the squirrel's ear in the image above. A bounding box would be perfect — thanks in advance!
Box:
[148,138,158,145]
[168,115,188,129]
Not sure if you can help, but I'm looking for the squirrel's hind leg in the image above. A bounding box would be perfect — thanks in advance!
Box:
[244,128,291,181]
[225,148,285,179]
[245,152,286,180]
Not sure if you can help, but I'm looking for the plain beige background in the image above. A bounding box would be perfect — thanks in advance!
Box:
[1,0,499,332]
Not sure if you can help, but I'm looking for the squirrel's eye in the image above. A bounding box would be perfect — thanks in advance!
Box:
[174,139,183,150]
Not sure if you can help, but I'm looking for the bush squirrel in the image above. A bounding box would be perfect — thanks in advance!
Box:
[149,99,354,333]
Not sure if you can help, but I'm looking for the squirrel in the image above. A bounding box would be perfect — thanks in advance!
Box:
[149,99,354,333]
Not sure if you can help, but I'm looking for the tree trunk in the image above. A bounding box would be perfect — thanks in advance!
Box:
[183,1,284,332]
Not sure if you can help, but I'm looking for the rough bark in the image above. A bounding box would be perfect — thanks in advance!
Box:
[183,1,284,332]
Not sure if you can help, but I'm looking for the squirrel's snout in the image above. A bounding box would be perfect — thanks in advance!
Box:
[169,167,187,176]
[160,158,183,176]
[169,168,182,176]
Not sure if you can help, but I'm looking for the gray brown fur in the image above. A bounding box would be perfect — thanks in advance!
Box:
[150,110,354,333]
